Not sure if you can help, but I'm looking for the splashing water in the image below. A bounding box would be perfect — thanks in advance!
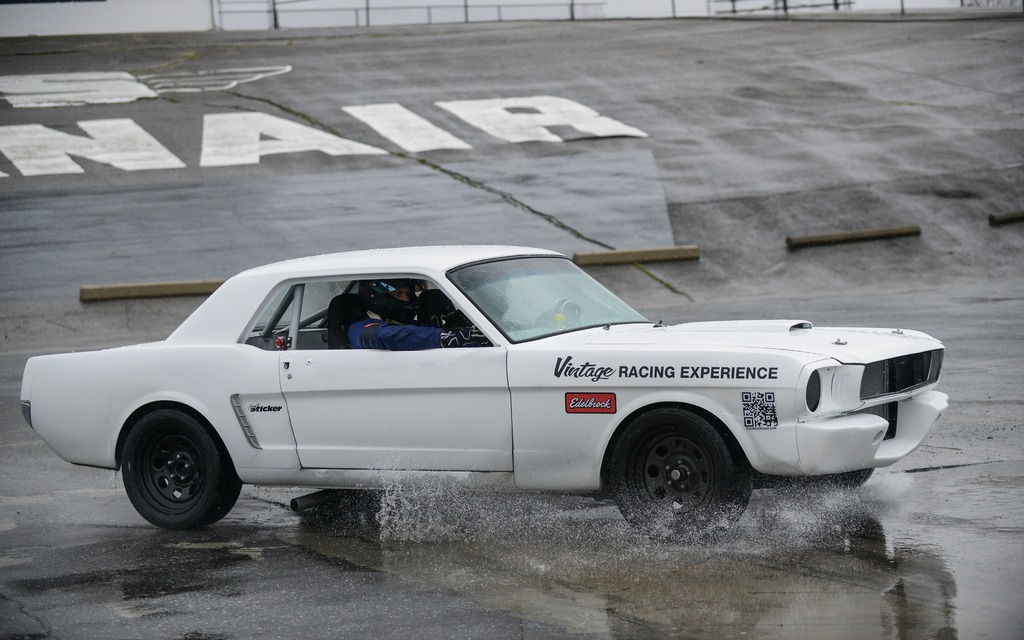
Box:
[296,469,912,567]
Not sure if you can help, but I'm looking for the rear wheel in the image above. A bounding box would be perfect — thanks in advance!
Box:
[122,409,241,530]
[609,408,751,539]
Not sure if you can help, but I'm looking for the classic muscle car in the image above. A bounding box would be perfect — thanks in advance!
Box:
[20,246,947,534]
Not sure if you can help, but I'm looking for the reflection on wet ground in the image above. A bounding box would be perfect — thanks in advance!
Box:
[277,480,958,639]
[6,463,1019,639]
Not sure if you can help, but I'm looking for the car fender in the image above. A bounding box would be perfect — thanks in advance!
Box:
[600,388,804,481]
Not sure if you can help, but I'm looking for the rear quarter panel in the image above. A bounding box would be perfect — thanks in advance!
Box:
[22,344,298,471]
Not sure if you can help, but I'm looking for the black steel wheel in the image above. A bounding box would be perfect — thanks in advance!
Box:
[609,408,751,539]
[122,409,241,530]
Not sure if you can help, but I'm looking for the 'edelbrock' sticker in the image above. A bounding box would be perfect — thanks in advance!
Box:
[565,393,617,414]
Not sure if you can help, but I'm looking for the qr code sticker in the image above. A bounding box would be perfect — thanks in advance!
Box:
[742,391,778,430]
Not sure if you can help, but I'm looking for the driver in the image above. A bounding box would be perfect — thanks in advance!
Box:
[348,279,490,351]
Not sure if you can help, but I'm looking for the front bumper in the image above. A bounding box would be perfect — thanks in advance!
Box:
[795,390,949,475]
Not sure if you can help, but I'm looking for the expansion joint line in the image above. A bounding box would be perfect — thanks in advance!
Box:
[227,92,612,249]
[225,93,687,295]
[403,154,614,250]
[633,263,692,301]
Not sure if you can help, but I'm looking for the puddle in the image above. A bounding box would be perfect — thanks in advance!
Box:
[278,476,958,639]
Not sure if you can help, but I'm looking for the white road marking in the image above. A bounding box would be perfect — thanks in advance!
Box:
[0,555,32,568]
[199,112,387,167]
[0,96,647,176]
[0,68,292,108]
[136,65,292,93]
[436,95,648,143]
[0,71,157,108]
[0,119,185,176]
[343,102,472,152]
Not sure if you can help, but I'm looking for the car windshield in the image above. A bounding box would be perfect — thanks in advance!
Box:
[449,256,648,342]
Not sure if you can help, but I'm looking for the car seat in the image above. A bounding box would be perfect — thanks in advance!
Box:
[327,293,366,349]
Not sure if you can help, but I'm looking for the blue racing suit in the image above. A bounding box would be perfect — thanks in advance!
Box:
[348,318,490,350]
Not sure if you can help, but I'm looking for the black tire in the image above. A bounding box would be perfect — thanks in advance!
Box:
[122,409,242,530]
[609,408,751,539]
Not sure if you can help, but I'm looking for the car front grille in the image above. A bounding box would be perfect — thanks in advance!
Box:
[860,349,943,401]
[857,401,899,440]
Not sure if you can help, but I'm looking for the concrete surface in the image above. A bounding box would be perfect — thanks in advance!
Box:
[1,14,1023,640]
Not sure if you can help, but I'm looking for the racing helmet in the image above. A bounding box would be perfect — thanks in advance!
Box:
[358,279,420,324]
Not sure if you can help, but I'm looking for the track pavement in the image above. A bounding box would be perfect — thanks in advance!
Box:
[1,15,1022,639]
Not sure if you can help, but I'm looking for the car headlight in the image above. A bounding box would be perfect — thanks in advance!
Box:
[806,370,821,412]
[799,362,864,420]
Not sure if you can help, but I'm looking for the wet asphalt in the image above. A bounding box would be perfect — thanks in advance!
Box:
[1,14,1023,640]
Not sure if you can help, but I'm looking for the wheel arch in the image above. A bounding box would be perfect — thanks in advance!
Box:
[599,401,751,491]
[115,401,237,477]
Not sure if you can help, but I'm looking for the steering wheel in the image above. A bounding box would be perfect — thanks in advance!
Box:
[537,298,582,329]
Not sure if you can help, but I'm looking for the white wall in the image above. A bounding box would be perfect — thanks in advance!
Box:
[0,0,216,38]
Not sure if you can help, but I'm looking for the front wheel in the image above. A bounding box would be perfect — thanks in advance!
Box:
[122,409,242,529]
[609,408,751,539]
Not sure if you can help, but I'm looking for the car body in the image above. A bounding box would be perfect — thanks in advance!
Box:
[20,246,948,533]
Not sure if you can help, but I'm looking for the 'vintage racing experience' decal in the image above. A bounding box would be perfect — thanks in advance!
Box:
[554,356,780,382]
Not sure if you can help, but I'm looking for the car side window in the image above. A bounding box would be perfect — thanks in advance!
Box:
[245,280,351,350]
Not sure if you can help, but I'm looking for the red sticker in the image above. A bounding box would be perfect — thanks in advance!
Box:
[565,393,616,414]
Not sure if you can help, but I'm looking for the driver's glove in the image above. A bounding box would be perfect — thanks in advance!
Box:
[440,328,491,348]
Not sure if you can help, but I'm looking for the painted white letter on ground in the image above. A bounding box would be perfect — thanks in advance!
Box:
[436,96,648,144]
[0,72,157,109]
[0,119,185,176]
[200,112,387,167]
[343,103,471,153]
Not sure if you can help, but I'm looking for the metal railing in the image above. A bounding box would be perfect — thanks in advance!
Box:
[217,1,608,29]
[216,0,1023,30]
[709,0,853,14]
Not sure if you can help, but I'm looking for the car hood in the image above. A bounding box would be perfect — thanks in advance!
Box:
[535,320,942,365]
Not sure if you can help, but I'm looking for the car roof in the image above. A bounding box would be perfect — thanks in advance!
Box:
[240,245,563,279]
[165,245,563,345]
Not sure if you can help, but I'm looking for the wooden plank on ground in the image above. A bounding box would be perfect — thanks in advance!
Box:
[786,225,921,251]
[80,280,224,302]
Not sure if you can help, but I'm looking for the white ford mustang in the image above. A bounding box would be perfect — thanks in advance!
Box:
[20,246,948,534]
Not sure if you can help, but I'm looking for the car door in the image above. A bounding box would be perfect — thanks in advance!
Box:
[280,347,513,471]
